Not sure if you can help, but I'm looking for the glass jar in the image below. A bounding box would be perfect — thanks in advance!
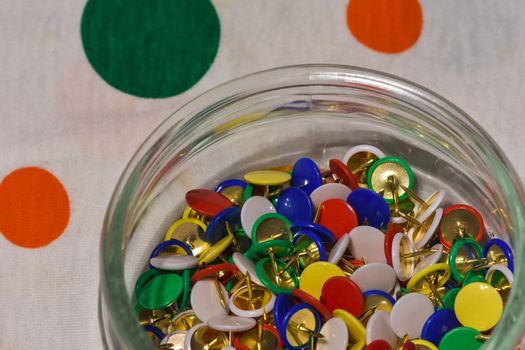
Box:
[100,65,525,349]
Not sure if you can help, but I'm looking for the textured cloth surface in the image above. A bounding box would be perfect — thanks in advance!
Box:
[1,0,525,348]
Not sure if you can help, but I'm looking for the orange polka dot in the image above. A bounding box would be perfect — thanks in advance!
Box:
[347,0,423,54]
[0,167,70,248]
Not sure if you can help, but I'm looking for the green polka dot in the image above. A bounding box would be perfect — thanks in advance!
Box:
[81,0,220,98]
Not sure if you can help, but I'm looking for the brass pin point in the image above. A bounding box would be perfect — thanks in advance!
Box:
[340,258,359,272]
[269,232,287,240]
[225,222,242,252]
[257,317,264,343]
[359,305,378,322]
[409,210,440,249]
[267,248,280,281]
[277,254,299,277]
[288,320,324,339]
[475,334,490,341]
[139,313,172,326]
[229,272,247,294]
[263,185,270,199]
[180,317,191,330]
[386,175,423,227]
[185,238,196,249]
[387,175,399,207]
[288,325,303,345]
[245,272,256,310]
[213,278,228,310]
[400,249,438,259]
[397,211,423,227]
[284,236,322,271]
[320,169,336,184]
[350,158,376,175]
[396,289,404,300]
[202,336,221,350]
[308,333,316,350]
[313,206,321,224]
[228,331,233,347]
[400,184,428,209]
[250,183,283,201]
[338,257,366,276]
[465,257,492,270]
[424,274,444,308]
[467,255,508,271]
[495,284,511,292]
[457,224,467,239]
[395,334,410,349]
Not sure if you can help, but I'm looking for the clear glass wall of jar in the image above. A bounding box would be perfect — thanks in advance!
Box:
[100,65,525,349]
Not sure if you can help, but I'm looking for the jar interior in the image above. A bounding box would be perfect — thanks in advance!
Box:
[105,79,522,349]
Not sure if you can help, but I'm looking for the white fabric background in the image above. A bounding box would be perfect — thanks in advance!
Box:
[1,0,524,348]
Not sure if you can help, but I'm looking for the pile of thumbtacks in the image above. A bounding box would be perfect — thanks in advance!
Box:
[135,145,514,350]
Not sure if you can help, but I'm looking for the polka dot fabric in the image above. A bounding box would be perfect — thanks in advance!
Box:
[81,0,220,98]
[347,0,423,54]
[2,0,525,348]
[0,167,70,248]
